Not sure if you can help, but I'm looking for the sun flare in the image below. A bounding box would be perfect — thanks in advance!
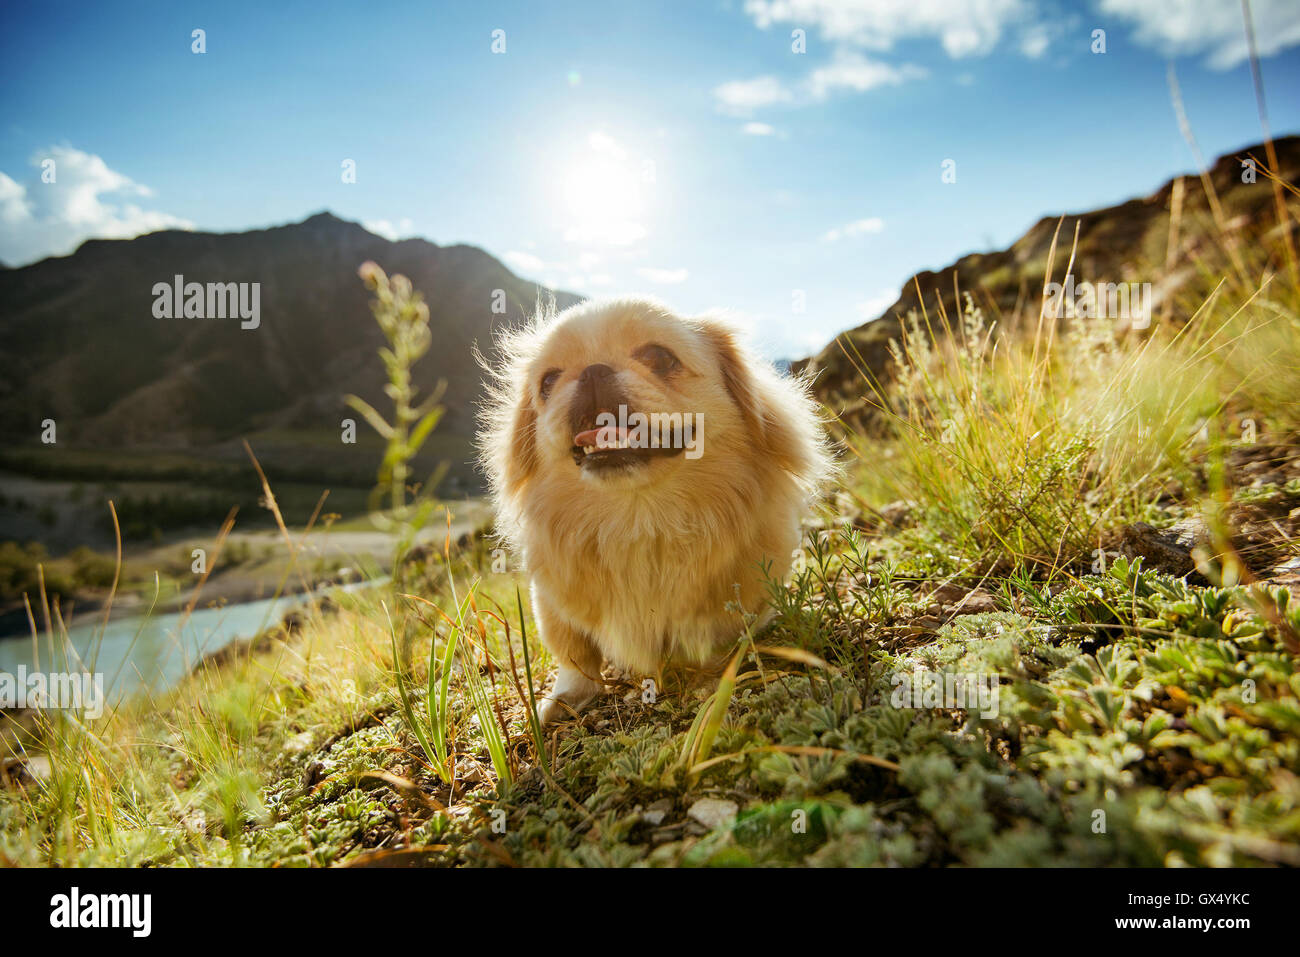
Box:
[555,135,649,246]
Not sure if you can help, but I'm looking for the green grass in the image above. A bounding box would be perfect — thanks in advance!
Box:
[5,528,1297,866]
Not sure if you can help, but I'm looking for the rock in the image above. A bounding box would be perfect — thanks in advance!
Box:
[687,797,738,831]
[26,755,50,780]
[1112,518,1212,576]
[949,588,998,616]
[927,582,997,614]
[1274,555,1300,576]
[301,759,328,792]
[930,583,967,605]
[1265,555,1300,599]
[651,823,685,845]
[1164,517,1214,551]
[641,797,673,827]
[1227,442,1300,487]
[1,754,50,790]
[905,615,945,635]
[876,500,915,529]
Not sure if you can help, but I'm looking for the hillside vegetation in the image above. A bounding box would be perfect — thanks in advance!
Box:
[2,144,1299,868]
[799,136,1300,433]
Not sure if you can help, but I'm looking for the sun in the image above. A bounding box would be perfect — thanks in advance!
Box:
[555,135,649,246]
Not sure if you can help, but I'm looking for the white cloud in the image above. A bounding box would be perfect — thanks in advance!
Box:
[1098,0,1300,68]
[504,249,547,273]
[504,249,616,289]
[0,172,32,225]
[855,291,897,321]
[555,273,615,290]
[741,0,1299,69]
[636,266,690,284]
[0,146,193,266]
[713,75,794,115]
[1019,23,1051,58]
[716,52,925,117]
[563,221,647,246]
[822,217,884,242]
[363,217,413,241]
[807,50,927,98]
[742,121,778,136]
[743,0,1031,59]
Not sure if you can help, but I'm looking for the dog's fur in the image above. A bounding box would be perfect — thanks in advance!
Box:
[478,297,831,723]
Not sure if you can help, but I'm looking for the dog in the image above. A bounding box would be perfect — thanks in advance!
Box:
[479,297,832,724]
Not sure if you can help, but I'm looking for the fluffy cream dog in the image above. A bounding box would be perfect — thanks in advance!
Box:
[479,297,831,724]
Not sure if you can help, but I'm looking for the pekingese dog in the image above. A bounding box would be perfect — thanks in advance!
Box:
[479,297,832,724]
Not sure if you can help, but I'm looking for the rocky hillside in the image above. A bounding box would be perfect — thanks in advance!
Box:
[0,213,579,483]
[796,136,1300,425]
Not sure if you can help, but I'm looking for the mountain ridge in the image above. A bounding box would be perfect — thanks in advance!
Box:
[795,135,1300,422]
[0,211,581,487]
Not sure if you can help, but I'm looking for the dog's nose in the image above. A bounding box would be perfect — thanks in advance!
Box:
[578,363,615,384]
[569,363,627,441]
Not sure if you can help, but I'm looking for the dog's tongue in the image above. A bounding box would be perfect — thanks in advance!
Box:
[574,425,627,449]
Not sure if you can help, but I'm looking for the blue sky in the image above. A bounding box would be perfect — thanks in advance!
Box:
[2,0,1299,358]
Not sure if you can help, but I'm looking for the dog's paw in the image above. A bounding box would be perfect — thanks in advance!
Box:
[537,666,604,726]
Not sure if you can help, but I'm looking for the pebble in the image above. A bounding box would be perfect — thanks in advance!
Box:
[687,797,738,831]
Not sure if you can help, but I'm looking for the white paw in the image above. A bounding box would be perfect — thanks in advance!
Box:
[537,666,604,725]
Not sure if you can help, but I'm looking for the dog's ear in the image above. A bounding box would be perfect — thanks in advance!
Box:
[698,319,806,473]
[499,389,539,496]
[699,321,764,433]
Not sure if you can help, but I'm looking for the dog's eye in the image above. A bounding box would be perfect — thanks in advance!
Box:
[539,368,562,400]
[634,344,681,377]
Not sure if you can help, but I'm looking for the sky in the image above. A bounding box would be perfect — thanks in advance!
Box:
[2,0,1299,359]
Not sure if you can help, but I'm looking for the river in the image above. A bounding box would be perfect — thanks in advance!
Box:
[0,589,319,704]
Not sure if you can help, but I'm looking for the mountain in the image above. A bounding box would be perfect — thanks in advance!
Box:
[0,213,580,489]
[795,136,1300,424]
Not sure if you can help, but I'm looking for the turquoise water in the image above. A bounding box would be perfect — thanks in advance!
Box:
[0,591,314,702]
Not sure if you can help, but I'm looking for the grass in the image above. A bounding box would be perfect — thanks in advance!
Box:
[837,207,1300,581]
[5,525,1298,866]
[2,162,1299,867]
